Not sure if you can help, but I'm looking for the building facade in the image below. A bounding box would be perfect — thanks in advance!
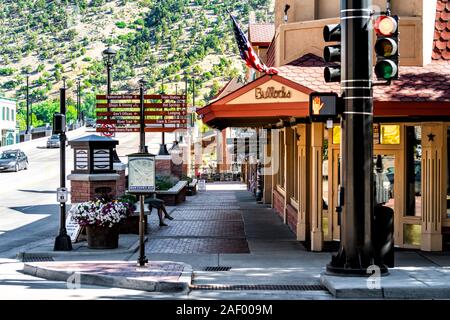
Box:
[198,0,450,252]
[0,97,17,147]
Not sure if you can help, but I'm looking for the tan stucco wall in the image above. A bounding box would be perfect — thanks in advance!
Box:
[226,79,309,105]
[273,0,436,67]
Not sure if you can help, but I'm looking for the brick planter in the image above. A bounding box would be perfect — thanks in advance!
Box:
[155,181,188,206]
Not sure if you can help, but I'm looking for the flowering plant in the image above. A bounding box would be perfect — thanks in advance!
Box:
[70,199,133,228]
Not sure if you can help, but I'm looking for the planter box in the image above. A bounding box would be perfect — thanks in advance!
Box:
[119,215,148,235]
[155,180,188,206]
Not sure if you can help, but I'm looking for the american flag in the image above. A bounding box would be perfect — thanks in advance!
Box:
[228,11,278,75]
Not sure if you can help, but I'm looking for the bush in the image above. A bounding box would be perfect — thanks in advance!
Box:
[116,21,127,29]
[156,176,178,191]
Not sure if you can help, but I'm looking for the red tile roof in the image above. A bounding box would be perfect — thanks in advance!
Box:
[278,54,450,102]
[248,24,275,46]
[433,0,450,60]
[211,77,244,101]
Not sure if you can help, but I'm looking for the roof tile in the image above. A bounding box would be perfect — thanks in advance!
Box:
[277,54,450,102]
[248,24,275,45]
[433,1,450,60]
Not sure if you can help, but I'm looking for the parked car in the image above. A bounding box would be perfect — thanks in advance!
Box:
[85,119,96,128]
[0,150,28,172]
[46,134,68,148]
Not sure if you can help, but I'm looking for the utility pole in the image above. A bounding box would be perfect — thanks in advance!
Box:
[327,0,387,275]
[77,79,81,125]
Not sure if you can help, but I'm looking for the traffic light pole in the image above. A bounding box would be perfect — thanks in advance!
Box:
[54,86,72,251]
[327,0,387,275]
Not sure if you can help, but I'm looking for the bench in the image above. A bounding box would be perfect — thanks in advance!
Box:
[186,179,197,196]
[155,180,188,206]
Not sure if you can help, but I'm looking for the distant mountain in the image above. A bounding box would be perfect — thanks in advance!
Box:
[0,0,273,128]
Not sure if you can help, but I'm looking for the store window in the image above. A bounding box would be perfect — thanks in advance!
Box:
[405,126,421,217]
[323,130,329,238]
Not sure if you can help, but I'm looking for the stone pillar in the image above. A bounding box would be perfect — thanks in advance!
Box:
[114,162,127,198]
[310,123,323,251]
[296,125,309,241]
[155,155,173,177]
[421,123,445,251]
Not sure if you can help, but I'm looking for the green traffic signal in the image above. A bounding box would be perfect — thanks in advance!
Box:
[375,60,398,80]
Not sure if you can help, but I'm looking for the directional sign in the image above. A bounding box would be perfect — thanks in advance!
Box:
[97,112,140,117]
[97,119,140,125]
[145,127,186,132]
[145,119,187,124]
[96,103,140,108]
[97,127,141,133]
[96,94,141,100]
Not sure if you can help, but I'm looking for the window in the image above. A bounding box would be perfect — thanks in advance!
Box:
[380,125,401,145]
[11,109,14,121]
[6,108,9,121]
[1,107,4,120]
[405,126,421,217]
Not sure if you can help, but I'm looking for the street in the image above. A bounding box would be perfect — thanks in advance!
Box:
[0,128,176,258]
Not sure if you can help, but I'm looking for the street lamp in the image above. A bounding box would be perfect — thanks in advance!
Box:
[26,75,30,135]
[102,46,116,98]
[77,78,81,125]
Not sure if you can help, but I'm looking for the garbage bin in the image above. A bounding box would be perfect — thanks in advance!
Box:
[373,204,395,268]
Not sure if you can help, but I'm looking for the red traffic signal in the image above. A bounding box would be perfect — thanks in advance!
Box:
[374,16,398,36]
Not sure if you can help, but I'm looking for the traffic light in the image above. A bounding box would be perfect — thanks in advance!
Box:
[374,15,399,81]
[323,24,341,83]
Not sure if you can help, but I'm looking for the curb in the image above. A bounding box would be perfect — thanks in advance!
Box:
[16,236,146,259]
[22,261,193,293]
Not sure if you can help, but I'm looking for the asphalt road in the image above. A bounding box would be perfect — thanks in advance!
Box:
[0,127,177,258]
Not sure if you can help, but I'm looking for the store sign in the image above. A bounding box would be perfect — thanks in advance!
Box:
[255,86,292,99]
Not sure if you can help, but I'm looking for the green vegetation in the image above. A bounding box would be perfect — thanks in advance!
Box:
[0,0,273,129]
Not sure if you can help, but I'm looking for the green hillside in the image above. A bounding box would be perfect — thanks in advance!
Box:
[0,0,273,129]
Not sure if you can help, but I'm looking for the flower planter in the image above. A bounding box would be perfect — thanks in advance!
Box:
[86,225,119,249]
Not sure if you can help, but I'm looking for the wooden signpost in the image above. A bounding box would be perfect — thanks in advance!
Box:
[95,93,188,136]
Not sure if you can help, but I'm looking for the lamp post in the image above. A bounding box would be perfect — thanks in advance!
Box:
[26,75,30,134]
[102,46,117,112]
[54,79,72,251]
[138,78,147,154]
[77,79,81,126]
[158,74,169,155]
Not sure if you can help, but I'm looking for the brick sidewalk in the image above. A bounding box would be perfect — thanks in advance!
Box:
[145,189,251,254]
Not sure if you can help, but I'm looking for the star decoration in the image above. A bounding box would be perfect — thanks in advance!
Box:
[427,133,436,142]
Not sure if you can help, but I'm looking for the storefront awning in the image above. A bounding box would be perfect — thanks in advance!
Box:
[197,74,313,130]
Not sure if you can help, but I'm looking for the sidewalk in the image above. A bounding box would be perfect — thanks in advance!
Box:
[14,182,450,299]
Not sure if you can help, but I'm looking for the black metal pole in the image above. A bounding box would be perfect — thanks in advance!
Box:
[138,194,147,266]
[77,80,81,124]
[327,0,386,275]
[54,85,72,251]
[158,76,169,155]
[26,76,29,134]
[139,80,146,153]
[192,77,195,127]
